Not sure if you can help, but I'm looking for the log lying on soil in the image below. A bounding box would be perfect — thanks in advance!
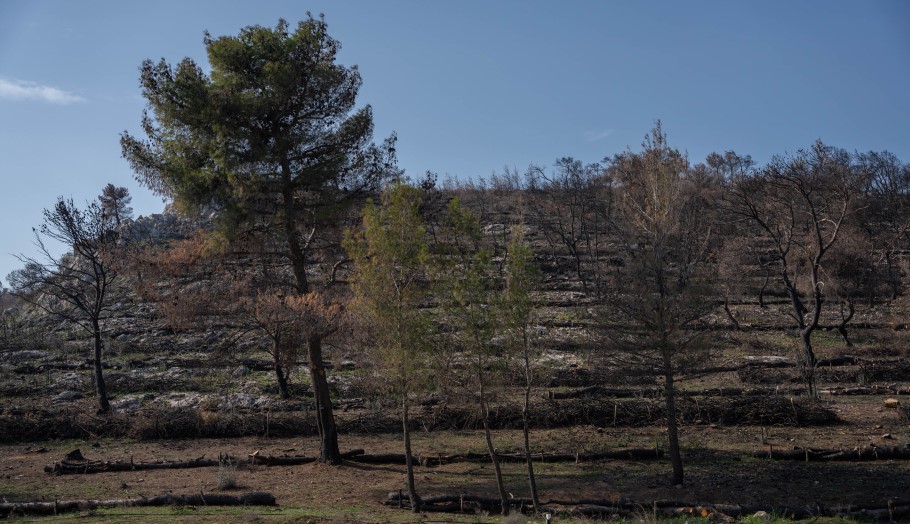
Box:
[249,448,364,466]
[547,386,799,400]
[48,449,367,473]
[353,448,663,467]
[821,385,910,396]
[753,445,910,461]
[45,449,227,475]
[49,446,661,475]
[0,492,276,517]
[385,492,910,521]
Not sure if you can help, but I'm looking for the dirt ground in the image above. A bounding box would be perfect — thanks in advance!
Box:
[1,394,907,522]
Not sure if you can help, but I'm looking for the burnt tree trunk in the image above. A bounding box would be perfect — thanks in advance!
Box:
[92,319,110,413]
[663,351,683,486]
[308,335,340,464]
[274,359,290,400]
[837,301,855,348]
[282,169,340,464]
[758,271,770,308]
[723,296,740,330]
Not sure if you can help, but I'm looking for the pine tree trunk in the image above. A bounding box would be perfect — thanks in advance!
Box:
[758,272,769,308]
[662,351,683,486]
[479,388,509,516]
[308,335,340,464]
[522,350,541,512]
[402,399,420,512]
[92,320,110,413]
[282,172,340,465]
[723,296,740,330]
[274,359,290,400]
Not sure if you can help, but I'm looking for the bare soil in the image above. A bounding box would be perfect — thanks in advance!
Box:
[1,393,907,522]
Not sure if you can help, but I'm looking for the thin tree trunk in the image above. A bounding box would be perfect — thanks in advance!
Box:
[521,343,541,512]
[837,301,855,348]
[308,335,340,464]
[274,359,290,400]
[662,351,683,486]
[758,271,769,309]
[402,398,420,512]
[799,329,818,397]
[723,296,740,330]
[886,252,898,302]
[479,383,508,516]
[92,320,110,413]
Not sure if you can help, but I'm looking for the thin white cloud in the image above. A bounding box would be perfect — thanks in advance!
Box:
[0,78,85,105]
[583,129,614,143]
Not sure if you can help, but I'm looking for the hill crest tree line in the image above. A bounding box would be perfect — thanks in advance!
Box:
[3,17,909,512]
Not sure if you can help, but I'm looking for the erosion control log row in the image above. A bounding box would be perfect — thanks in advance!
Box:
[385,493,910,521]
[0,492,276,517]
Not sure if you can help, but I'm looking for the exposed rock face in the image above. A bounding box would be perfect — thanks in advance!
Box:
[125,205,214,245]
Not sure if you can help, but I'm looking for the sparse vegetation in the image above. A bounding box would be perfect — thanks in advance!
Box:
[1,14,908,524]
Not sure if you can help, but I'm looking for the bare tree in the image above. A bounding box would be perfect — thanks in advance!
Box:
[854,150,910,302]
[726,141,856,395]
[8,198,122,412]
[524,158,611,296]
[824,227,879,347]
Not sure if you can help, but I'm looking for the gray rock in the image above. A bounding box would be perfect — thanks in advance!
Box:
[232,365,251,377]
[53,390,83,402]
[6,350,51,363]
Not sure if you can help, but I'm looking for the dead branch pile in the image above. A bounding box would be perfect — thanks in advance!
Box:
[737,366,801,385]
[677,396,838,426]
[126,408,317,440]
[753,445,910,461]
[0,393,837,444]
[0,407,318,443]
[425,395,837,429]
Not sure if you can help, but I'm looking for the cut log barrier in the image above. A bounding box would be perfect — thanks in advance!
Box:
[0,492,276,517]
[47,448,662,475]
[384,492,910,521]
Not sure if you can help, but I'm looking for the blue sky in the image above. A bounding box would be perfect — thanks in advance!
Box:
[1,1,909,285]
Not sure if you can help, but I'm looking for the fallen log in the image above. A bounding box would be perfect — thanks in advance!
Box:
[385,492,539,513]
[48,449,366,474]
[821,385,910,396]
[753,445,910,461]
[547,386,797,400]
[249,448,364,466]
[0,492,276,517]
[45,451,227,475]
[386,492,910,521]
[358,448,662,466]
